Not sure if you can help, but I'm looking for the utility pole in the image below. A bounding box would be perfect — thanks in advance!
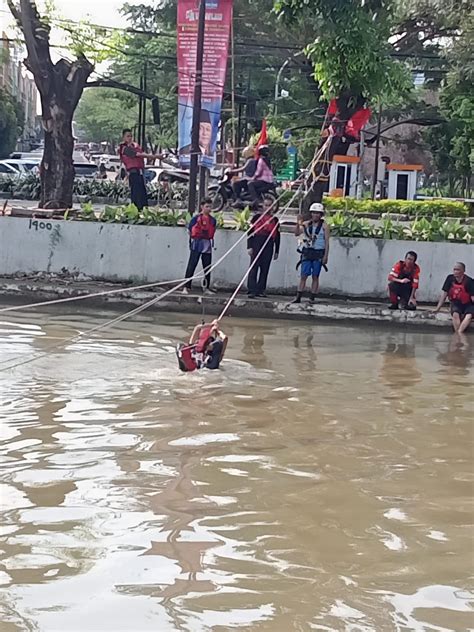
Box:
[138,72,143,146]
[141,61,147,151]
[356,130,364,200]
[371,104,382,200]
[188,0,206,214]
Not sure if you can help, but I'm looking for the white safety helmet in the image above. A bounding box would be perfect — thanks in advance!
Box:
[309,202,325,214]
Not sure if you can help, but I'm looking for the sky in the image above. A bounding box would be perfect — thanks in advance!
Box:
[0,0,146,33]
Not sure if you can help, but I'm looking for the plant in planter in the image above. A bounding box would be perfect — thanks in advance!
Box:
[233,207,251,231]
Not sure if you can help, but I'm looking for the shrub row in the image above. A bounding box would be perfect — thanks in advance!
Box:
[71,204,472,243]
[277,190,469,218]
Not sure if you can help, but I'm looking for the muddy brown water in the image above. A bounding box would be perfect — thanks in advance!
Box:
[0,307,473,631]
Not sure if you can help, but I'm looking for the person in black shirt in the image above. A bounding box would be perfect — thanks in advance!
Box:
[247,198,281,298]
[433,262,474,333]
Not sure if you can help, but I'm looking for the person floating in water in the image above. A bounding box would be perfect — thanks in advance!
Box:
[176,319,228,372]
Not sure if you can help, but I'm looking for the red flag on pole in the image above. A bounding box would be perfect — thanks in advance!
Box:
[255,119,268,156]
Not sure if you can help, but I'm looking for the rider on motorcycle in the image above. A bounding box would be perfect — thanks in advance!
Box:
[248,146,275,201]
[231,146,257,202]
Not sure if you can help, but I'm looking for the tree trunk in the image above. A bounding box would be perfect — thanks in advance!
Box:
[41,110,75,209]
[301,92,365,213]
[7,1,93,209]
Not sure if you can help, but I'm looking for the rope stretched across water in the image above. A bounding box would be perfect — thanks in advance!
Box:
[0,144,323,373]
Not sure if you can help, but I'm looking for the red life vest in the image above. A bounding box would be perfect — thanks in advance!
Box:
[191,214,216,240]
[448,277,471,304]
[118,142,145,171]
[253,213,278,239]
[176,324,215,372]
[195,324,214,353]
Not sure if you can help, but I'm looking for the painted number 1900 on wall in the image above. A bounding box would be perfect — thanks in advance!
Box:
[29,219,53,231]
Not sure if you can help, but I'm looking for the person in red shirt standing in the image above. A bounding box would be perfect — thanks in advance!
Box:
[433,262,474,333]
[118,129,163,210]
[388,251,420,310]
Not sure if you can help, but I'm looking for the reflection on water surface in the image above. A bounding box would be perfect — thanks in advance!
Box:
[0,308,473,631]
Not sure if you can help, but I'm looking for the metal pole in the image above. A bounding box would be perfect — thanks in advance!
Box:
[236,102,243,165]
[230,8,236,154]
[274,59,289,115]
[188,0,206,215]
[371,104,382,200]
[243,68,251,145]
[356,130,364,200]
[137,73,143,146]
[199,166,207,202]
[141,61,147,151]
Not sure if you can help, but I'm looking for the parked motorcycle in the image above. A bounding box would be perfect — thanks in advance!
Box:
[209,169,278,212]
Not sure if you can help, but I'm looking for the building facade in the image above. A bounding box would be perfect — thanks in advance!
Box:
[1,31,40,149]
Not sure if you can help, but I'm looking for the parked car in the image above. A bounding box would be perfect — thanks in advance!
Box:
[0,161,21,175]
[91,154,122,171]
[73,162,99,179]
[1,158,40,174]
[145,167,190,185]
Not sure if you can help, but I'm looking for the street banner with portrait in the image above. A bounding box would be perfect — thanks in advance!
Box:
[177,0,232,169]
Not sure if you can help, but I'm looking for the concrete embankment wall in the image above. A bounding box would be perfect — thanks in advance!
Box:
[1,217,472,301]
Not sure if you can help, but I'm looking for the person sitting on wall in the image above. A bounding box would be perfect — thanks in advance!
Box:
[388,251,420,311]
[433,262,474,333]
[176,320,228,372]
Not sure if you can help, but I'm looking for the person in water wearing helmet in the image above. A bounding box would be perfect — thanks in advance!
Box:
[176,319,228,372]
[292,202,330,304]
[248,146,275,201]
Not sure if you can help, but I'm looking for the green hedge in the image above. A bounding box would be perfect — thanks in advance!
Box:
[322,197,469,218]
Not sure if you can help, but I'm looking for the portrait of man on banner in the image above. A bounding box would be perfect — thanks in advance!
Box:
[178,105,220,168]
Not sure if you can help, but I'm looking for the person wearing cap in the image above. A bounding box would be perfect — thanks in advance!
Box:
[179,109,213,157]
[292,203,330,304]
[231,145,257,201]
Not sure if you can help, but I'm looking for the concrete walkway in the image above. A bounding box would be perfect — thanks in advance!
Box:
[0,275,454,330]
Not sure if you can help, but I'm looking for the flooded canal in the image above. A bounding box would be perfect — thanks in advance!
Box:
[0,307,473,631]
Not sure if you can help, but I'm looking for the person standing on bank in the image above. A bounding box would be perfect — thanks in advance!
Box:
[247,197,280,298]
[292,203,330,304]
[433,262,474,333]
[182,198,217,295]
[118,128,163,210]
[387,251,420,310]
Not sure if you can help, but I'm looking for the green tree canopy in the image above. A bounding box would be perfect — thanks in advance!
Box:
[0,88,24,158]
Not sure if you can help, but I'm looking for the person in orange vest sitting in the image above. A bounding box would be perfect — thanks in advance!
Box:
[433,262,474,333]
[247,197,280,298]
[388,251,420,310]
[182,198,217,295]
[176,320,228,372]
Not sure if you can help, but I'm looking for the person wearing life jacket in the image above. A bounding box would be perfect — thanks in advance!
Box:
[176,320,228,372]
[183,198,217,295]
[388,251,420,310]
[118,128,164,210]
[292,202,330,304]
[433,262,474,333]
[247,197,281,298]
